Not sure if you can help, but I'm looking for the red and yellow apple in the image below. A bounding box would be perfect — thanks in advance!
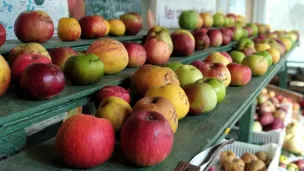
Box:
[49,47,78,71]
[123,42,146,67]
[120,12,142,35]
[171,29,195,56]
[57,17,81,41]
[0,55,10,97]
[200,13,213,28]
[0,24,6,47]
[227,63,252,86]
[192,28,210,50]
[207,29,223,47]
[79,16,107,39]
[95,85,130,107]
[204,52,232,66]
[198,62,231,87]
[242,55,269,76]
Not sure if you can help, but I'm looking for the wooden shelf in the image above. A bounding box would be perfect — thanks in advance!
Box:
[0,42,298,170]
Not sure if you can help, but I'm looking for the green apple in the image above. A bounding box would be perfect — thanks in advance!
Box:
[224,17,230,27]
[179,10,200,30]
[196,77,226,103]
[232,26,244,41]
[235,38,254,50]
[229,51,246,64]
[175,64,203,87]
[247,23,258,36]
[64,54,104,85]
[165,61,183,71]
[254,51,273,66]
[213,13,225,27]
[242,28,249,38]
[252,121,263,132]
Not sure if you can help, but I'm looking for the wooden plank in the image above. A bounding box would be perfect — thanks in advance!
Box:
[0,41,298,171]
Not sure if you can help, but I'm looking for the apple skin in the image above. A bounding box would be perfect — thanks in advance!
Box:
[265,118,284,131]
[14,11,54,43]
[0,55,10,97]
[0,24,6,47]
[229,51,245,64]
[165,61,183,71]
[171,29,195,56]
[192,28,210,50]
[207,29,223,47]
[49,47,78,71]
[200,13,213,28]
[204,52,231,66]
[11,54,52,81]
[242,55,268,76]
[252,121,263,132]
[120,12,142,35]
[247,23,258,36]
[198,62,231,87]
[227,63,252,86]
[120,110,173,166]
[220,28,232,45]
[196,77,226,103]
[95,85,130,107]
[295,159,304,170]
[184,82,217,115]
[191,60,204,69]
[20,63,65,100]
[230,26,244,41]
[79,16,107,39]
[123,42,147,67]
[213,13,225,27]
[241,47,256,56]
[175,65,203,87]
[56,114,115,168]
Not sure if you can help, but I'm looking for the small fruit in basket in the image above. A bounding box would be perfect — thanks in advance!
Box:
[57,17,81,41]
[266,48,280,64]
[20,63,65,100]
[196,77,226,103]
[269,97,280,107]
[259,112,274,126]
[255,151,269,163]
[252,121,263,132]
[171,29,195,56]
[133,96,178,133]
[273,109,286,121]
[293,102,300,112]
[123,42,147,67]
[257,94,269,105]
[79,16,107,39]
[241,55,268,77]
[14,11,54,43]
[220,150,236,165]
[240,152,258,164]
[224,158,245,171]
[287,163,299,171]
[120,110,173,166]
[259,101,276,113]
[227,63,252,86]
[0,55,10,97]
[279,155,290,168]
[64,54,104,85]
[120,12,142,35]
[95,97,132,132]
[175,65,203,87]
[109,19,126,36]
[56,114,115,168]
[95,85,130,108]
[265,118,284,131]
[179,10,200,30]
[245,160,266,171]
[49,47,78,71]
[0,24,6,47]
[295,159,304,170]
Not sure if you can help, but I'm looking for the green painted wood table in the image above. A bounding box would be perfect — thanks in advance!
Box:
[0,42,298,171]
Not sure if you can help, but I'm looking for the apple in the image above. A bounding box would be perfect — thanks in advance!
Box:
[192,28,210,50]
[198,62,231,87]
[242,55,268,76]
[227,63,252,86]
[226,13,236,24]
[263,38,286,55]
[220,28,232,45]
[257,94,269,105]
[123,42,147,67]
[255,51,273,67]
[207,29,223,47]
[191,60,204,69]
[14,11,54,43]
[0,55,10,97]
[247,23,258,36]
[175,65,203,87]
[199,13,213,28]
[0,24,6,47]
[242,27,249,38]
[57,17,81,41]
[196,77,226,103]
[241,47,256,56]
[95,85,130,107]
[11,54,52,81]
[235,38,255,50]
[255,43,271,52]
[220,52,233,63]
[184,82,217,115]
[20,63,65,100]
[120,110,173,166]
[56,114,115,168]
[295,159,304,170]
[265,118,284,131]
[171,29,195,56]
[245,27,253,37]
[229,51,245,64]
[120,12,142,35]
[284,134,304,155]
[179,10,200,30]
[230,26,244,41]
[286,121,304,135]
[267,48,280,64]
[49,47,78,71]
[165,61,183,71]
[252,121,263,132]
[79,16,107,39]
[259,112,274,126]
[273,109,286,121]
[213,13,225,27]
[204,52,231,66]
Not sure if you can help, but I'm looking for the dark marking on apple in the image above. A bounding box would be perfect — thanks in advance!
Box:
[179,91,188,105]
[88,58,100,65]
[39,14,53,24]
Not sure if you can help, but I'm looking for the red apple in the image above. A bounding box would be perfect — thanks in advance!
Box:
[49,47,78,71]
[227,63,252,86]
[198,62,231,87]
[241,47,256,56]
[191,60,204,69]
[120,12,142,35]
[204,52,231,66]
[171,29,195,56]
[220,28,232,45]
[259,112,274,126]
[265,118,284,131]
[192,28,210,50]
[220,52,233,63]
[56,114,115,168]
[95,85,130,107]
[79,16,107,39]
[14,11,54,43]
[144,39,171,65]
[11,54,52,81]
[207,29,223,47]
[123,42,147,67]
[120,110,173,166]
[0,24,6,47]
[226,13,236,23]
[20,63,65,100]
[295,159,304,170]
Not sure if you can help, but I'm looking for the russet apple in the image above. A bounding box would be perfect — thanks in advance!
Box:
[20,63,65,100]
[79,16,107,39]
[207,29,223,47]
[57,17,81,41]
[179,10,200,30]
[229,51,245,64]
[200,13,213,28]
[133,96,178,133]
[49,47,78,71]
[120,12,142,35]
[171,29,195,56]
[0,55,10,97]
[86,39,128,74]
[204,52,231,66]
[198,62,231,87]
[227,63,252,86]
[123,42,147,67]
[131,65,180,96]
[175,64,203,87]
[242,55,268,76]
[11,54,52,81]
[120,110,173,166]
[192,28,210,50]
[184,82,217,115]
[196,77,226,103]
[14,11,54,43]
[0,24,6,47]
[95,85,130,107]
[56,114,115,168]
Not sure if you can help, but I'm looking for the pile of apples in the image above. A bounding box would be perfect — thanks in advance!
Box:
[280,155,304,171]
